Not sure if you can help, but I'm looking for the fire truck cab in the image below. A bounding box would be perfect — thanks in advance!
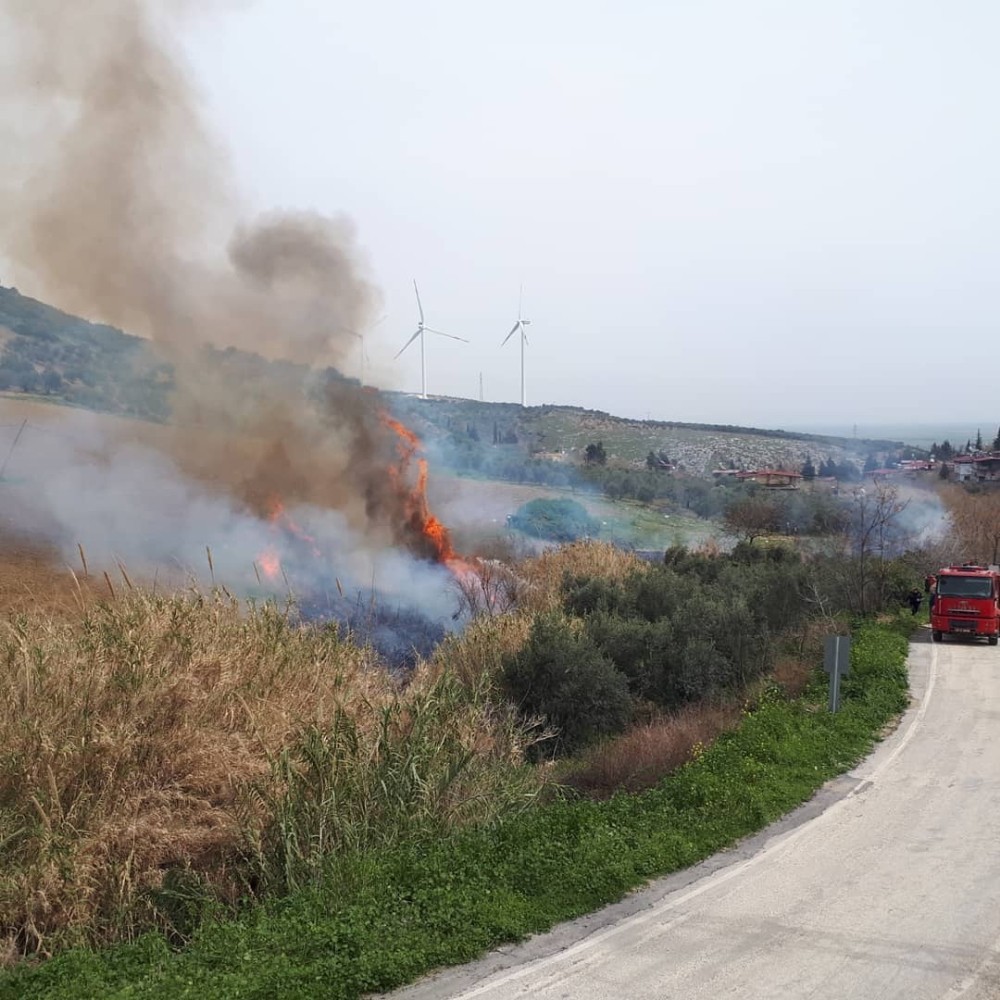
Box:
[930,564,1000,645]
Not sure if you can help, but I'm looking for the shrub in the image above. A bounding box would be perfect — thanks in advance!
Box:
[630,567,688,621]
[561,574,627,616]
[501,614,633,757]
[509,498,600,543]
[559,555,799,714]
[583,612,673,701]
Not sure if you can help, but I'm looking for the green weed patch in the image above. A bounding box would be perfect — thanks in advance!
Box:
[0,618,910,1000]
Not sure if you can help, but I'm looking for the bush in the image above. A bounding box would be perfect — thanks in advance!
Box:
[583,612,673,701]
[501,614,633,757]
[557,553,816,714]
[561,574,628,616]
[509,498,600,543]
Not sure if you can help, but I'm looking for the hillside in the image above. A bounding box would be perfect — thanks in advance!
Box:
[0,283,909,476]
[0,285,172,420]
[388,394,909,479]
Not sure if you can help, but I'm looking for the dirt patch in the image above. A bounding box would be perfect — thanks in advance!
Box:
[0,532,99,617]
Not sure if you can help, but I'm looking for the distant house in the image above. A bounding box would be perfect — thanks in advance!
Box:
[953,456,974,482]
[974,455,1000,481]
[735,469,803,489]
[955,454,1000,483]
[812,475,840,494]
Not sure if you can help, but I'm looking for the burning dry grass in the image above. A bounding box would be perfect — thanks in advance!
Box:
[0,589,542,958]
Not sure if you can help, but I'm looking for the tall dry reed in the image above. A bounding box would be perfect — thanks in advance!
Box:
[0,590,541,957]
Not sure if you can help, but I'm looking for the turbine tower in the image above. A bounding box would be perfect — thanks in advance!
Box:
[501,286,531,407]
[341,314,384,387]
[395,280,468,399]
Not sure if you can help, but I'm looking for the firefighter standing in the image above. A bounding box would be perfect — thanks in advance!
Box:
[908,587,923,615]
[925,573,937,610]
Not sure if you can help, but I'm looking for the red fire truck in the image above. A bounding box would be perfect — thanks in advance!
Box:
[930,564,1000,644]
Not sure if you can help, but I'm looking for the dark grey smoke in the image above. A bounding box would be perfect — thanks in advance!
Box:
[0,0,459,643]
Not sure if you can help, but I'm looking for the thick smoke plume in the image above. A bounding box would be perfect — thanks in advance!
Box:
[2,0,375,363]
[0,0,459,632]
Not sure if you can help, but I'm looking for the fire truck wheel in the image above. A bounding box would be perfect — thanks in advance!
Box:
[932,631,943,643]
[990,636,999,646]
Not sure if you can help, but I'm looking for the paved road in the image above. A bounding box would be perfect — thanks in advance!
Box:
[387,633,1000,1000]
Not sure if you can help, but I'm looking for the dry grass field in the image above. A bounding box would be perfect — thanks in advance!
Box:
[0,393,162,616]
[0,536,99,617]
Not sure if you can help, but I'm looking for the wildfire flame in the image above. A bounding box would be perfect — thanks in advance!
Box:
[381,412,465,567]
[254,411,469,586]
[256,496,323,583]
[258,548,281,582]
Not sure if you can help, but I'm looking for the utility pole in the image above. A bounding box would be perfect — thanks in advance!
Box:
[479,371,484,402]
[0,419,27,481]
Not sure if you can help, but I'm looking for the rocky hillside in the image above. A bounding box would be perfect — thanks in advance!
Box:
[0,283,910,475]
[389,395,910,478]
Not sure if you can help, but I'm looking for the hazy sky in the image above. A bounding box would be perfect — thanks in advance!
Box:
[75,3,1000,429]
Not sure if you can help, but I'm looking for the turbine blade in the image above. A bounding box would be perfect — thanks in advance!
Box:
[394,328,422,359]
[413,280,424,325]
[522,328,530,347]
[501,322,520,346]
[518,283,523,322]
[426,328,469,343]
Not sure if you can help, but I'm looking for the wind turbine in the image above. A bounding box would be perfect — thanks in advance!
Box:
[501,286,531,407]
[338,315,384,387]
[395,280,468,399]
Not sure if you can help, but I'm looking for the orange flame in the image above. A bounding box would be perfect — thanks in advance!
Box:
[259,548,281,581]
[382,415,421,452]
[255,411,466,586]
[381,412,465,569]
[256,495,322,583]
